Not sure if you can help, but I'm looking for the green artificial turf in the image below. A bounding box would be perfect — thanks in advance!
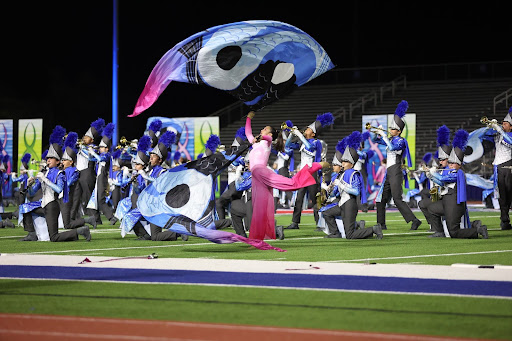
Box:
[1,210,511,266]
[0,279,511,339]
[1,209,512,339]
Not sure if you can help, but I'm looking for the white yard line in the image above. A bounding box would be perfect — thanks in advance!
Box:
[1,254,511,282]
[328,249,512,263]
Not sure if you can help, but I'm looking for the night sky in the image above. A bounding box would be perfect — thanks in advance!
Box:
[1,1,508,146]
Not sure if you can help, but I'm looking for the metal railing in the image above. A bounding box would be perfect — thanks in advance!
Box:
[210,61,512,129]
[494,88,512,115]
[332,75,407,126]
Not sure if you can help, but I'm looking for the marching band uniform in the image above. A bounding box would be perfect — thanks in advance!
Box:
[0,154,15,228]
[72,118,105,223]
[147,131,184,241]
[418,125,451,231]
[274,120,295,209]
[87,123,117,225]
[355,131,374,212]
[11,153,32,207]
[286,113,334,230]
[423,129,488,239]
[216,127,247,220]
[20,126,90,242]
[59,132,96,230]
[479,109,512,230]
[229,163,252,237]
[320,132,382,239]
[120,135,152,240]
[372,100,421,231]
[109,149,124,211]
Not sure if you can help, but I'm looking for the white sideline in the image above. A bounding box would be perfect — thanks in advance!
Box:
[1,254,511,282]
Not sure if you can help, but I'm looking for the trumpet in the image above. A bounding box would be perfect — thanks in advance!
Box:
[480,116,498,127]
[115,136,130,150]
[281,122,306,134]
[281,122,298,132]
[77,138,99,150]
[365,122,390,135]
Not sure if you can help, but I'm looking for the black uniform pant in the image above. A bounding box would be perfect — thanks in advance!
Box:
[423,189,478,239]
[150,223,178,241]
[419,197,434,226]
[23,201,78,241]
[58,183,86,229]
[277,167,292,206]
[292,171,318,224]
[497,160,512,226]
[322,198,373,239]
[59,198,86,229]
[111,187,121,212]
[71,168,99,221]
[230,197,252,237]
[376,165,417,225]
[216,182,242,220]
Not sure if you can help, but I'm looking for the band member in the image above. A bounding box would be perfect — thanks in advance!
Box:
[355,131,374,212]
[286,112,334,230]
[0,153,14,228]
[227,160,252,237]
[60,132,97,229]
[20,126,90,242]
[87,122,118,225]
[72,118,105,223]
[109,149,124,211]
[273,120,295,209]
[372,100,422,231]
[216,127,247,220]
[320,132,383,239]
[419,125,451,231]
[424,129,488,239]
[146,131,185,241]
[0,152,9,214]
[479,109,512,230]
[11,153,32,206]
[120,135,152,240]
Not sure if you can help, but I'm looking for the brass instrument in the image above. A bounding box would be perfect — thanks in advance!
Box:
[281,122,305,135]
[115,136,131,151]
[365,122,390,135]
[430,186,440,202]
[316,170,328,207]
[77,138,99,150]
[281,122,298,132]
[480,116,497,127]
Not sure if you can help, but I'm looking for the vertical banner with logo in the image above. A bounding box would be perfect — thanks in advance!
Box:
[362,113,416,203]
[146,117,221,196]
[146,116,220,160]
[18,119,43,173]
[0,119,14,199]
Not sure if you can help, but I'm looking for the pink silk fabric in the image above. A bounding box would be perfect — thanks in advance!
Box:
[245,117,320,240]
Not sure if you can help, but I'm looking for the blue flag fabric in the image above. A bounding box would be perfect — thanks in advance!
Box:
[131,20,335,116]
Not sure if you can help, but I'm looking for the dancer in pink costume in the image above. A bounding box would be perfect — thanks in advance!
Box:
[245,112,328,241]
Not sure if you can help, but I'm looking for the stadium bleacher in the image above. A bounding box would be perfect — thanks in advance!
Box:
[217,77,512,169]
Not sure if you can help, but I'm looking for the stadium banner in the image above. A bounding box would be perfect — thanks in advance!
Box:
[0,119,14,199]
[18,119,43,173]
[362,114,416,202]
[146,117,221,196]
[146,117,219,161]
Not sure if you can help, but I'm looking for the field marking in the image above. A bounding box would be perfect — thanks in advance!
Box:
[328,249,512,263]
[0,229,506,257]
[2,276,510,301]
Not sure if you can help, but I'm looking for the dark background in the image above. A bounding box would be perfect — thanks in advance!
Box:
[1,1,509,148]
